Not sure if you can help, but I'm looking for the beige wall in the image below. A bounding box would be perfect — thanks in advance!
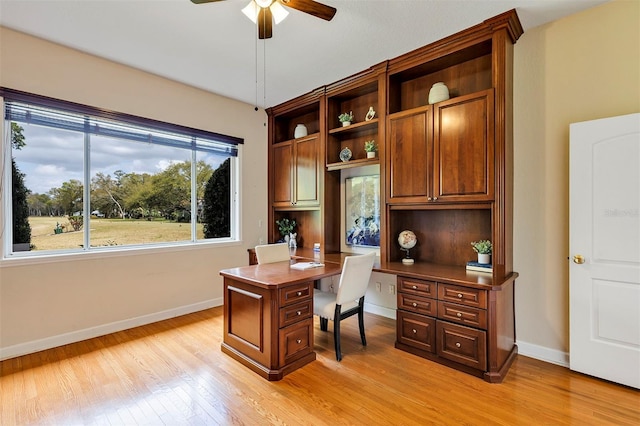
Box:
[0,27,268,358]
[513,0,639,361]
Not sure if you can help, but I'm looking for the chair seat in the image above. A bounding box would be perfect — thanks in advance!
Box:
[313,290,358,320]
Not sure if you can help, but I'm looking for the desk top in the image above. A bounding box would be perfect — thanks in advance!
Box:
[220,260,342,289]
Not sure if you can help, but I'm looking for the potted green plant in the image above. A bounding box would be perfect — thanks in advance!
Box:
[338,111,353,127]
[276,218,297,248]
[364,140,377,158]
[471,239,492,264]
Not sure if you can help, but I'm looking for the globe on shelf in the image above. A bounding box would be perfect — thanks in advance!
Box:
[398,230,417,265]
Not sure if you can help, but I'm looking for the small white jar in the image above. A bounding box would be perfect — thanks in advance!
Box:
[428,82,450,104]
[294,124,308,138]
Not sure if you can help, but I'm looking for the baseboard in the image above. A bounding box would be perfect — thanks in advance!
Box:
[364,303,396,319]
[516,339,569,367]
[0,298,223,361]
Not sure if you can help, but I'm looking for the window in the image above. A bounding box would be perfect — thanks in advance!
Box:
[1,88,243,257]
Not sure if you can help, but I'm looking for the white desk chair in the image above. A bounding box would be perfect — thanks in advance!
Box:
[255,243,291,264]
[313,252,376,361]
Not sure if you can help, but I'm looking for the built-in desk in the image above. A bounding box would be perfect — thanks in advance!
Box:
[219,260,342,381]
[235,248,518,382]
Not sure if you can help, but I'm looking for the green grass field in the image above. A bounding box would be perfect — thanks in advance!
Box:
[29,216,205,251]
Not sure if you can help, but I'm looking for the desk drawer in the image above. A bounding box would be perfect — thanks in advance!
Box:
[279,319,313,366]
[398,276,436,297]
[438,301,487,329]
[279,299,312,328]
[279,282,313,306]
[396,310,436,353]
[436,321,486,370]
[398,293,437,316]
[438,283,487,309]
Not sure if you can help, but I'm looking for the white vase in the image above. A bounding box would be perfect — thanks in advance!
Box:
[294,124,307,138]
[341,121,351,127]
[428,82,450,104]
[478,253,491,264]
[367,151,376,159]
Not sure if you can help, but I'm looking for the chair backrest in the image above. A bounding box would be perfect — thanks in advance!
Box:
[255,243,291,264]
[336,252,376,305]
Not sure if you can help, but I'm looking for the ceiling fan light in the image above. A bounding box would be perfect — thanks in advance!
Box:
[270,2,289,25]
[241,1,259,23]
[255,0,273,8]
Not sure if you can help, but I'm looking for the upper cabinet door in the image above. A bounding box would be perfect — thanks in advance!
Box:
[387,106,432,204]
[433,89,494,202]
[293,135,321,207]
[272,141,294,207]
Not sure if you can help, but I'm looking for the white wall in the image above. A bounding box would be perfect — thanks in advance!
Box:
[0,27,268,359]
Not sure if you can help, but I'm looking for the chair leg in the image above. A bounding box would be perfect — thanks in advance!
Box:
[334,304,342,361]
[358,307,367,347]
[334,317,342,361]
[320,317,328,332]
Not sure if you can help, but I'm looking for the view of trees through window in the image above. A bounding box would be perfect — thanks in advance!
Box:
[5,99,238,255]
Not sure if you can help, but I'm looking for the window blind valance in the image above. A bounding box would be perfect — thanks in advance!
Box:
[2,88,243,157]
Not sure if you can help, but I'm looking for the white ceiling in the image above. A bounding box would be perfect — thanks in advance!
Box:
[0,0,608,108]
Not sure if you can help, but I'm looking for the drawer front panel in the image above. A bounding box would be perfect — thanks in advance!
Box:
[398,276,436,297]
[279,320,313,366]
[398,293,437,316]
[438,301,487,329]
[396,310,436,353]
[279,282,313,306]
[438,283,487,309]
[436,321,486,370]
[279,299,313,328]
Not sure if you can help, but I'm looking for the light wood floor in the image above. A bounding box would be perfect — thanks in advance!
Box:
[1,307,638,425]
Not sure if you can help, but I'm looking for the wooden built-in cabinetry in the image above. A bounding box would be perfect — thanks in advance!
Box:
[265,10,523,382]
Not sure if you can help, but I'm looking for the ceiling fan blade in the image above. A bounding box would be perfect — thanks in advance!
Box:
[258,7,273,40]
[190,0,225,4]
[280,0,336,21]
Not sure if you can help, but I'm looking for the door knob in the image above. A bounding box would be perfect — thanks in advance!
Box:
[573,254,585,264]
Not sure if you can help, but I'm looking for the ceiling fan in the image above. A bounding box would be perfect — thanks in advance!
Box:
[191,0,337,39]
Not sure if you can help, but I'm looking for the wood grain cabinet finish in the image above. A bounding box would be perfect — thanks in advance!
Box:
[265,10,523,381]
[387,90,494,204]
[221,278,315,381]
[396,275,515,382]
[271,135,320,208]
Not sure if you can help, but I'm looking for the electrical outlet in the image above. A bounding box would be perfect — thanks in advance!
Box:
[388,284,395,295]
[375,282,382,292]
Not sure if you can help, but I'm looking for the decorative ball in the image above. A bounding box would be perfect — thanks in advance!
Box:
[398,230,417,250]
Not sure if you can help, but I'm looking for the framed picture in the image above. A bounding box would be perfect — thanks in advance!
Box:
[345,175,380,247]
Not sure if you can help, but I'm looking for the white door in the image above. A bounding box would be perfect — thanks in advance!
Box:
[569,113,640,389]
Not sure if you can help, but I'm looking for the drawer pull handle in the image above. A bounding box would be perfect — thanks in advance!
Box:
[412,302,418,307]
[455,342,461,348]
[412,285,418,289]
[457,293,463,298]
[297,291,302,296]
[456,312,462,318]
[412,329,417,334]
[296,339,302,344]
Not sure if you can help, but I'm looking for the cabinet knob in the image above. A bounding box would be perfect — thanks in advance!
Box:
[412,285,418,289]
[433,197,438,201]
[296,339,302,344]
[573,254,585,264]
[427,197,432,201]
[457,293,463,298]
[455,342,461,348]
[297,291,302,296]
[296,311,301,316]
[412,329,417,334]
[456,312,462,318]
[412,302,418,307]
